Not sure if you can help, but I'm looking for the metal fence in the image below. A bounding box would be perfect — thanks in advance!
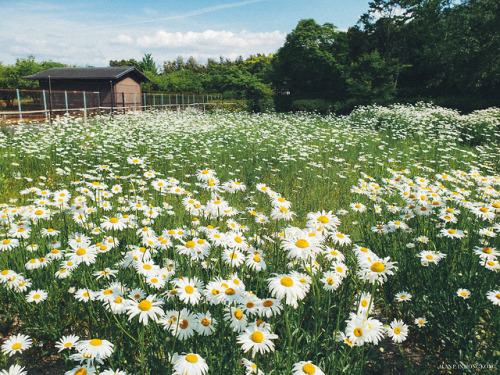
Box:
[0,89,223,123]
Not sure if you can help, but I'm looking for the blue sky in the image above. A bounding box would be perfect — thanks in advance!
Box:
[0,0,371,67]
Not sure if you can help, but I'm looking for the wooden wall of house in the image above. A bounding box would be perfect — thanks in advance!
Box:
[114,76,143,107]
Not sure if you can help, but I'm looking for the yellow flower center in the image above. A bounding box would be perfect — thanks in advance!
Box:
[75,369,87,375]
[327,278,334,285]
[35,210,44,215]
[253,256,261,262]
[280,277,294,287]
[76,248,86,256]
[303,363,316,374]
[143,264,152,270]
[371,262,385,273]
[361,300,368,307]
[225,288,236,295]
[64,342,73,348]
[12,343,22,350]
[235,237,243,244]
[138,300,152,311]
[317,215,329,223]
[185,241,196,248]
[354,328,363,337]
[201,318,210,326]
[263,300,274,307]
[336,233,344,239]
[295,239,309,248]
[103,289,113,295]
[185,354,198,363]
[394,327,401,334]
[180,319,189,329]
[234,309,244,320]
[336,266,343,273]
[3,239,11,245]
[185,285,194,294]
[448,229,456,234]
[426,255,434,260]
[110,217,119,223]
[251,331,264,343]
[89,339,102,346]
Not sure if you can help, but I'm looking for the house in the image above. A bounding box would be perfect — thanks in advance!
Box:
[23,66,149,109]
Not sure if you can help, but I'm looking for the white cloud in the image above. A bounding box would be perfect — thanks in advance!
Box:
[130,29,286,56]
[110,34,135,45]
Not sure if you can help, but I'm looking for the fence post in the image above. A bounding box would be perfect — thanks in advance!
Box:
[16,89,22,121]
[43,90,48,121]
[134,93,137,110]
[182,94,184,109]
[143,93,146,110]
[161,94,164,110]
[176,94,179,111]
[65,90,69,116]
[153,94,156,110]
[83,91,87,121]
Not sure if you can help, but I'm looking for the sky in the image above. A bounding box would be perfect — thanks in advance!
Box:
[0,0,372,68]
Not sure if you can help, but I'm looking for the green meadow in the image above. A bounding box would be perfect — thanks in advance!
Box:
[0,104,499,374]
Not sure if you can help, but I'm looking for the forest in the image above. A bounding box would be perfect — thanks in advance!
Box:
[1,0,498,113]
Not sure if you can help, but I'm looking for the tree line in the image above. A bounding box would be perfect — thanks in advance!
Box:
[1,0,498,113]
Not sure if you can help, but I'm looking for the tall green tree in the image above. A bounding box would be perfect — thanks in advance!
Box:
[270,19,346,97]
[346,51,401,104]
[140,54,158,74]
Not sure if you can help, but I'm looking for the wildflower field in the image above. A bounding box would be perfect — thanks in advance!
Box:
[0,104,499,375]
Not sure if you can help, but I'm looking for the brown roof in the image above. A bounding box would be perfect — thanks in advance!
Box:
[23,67,149,81]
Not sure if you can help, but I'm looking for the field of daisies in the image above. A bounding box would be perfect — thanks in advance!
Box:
[0,103,499,375]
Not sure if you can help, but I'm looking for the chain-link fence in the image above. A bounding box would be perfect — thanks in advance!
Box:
[0,89,100,123]
[0,89,223,123]
[107,92,222,112]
